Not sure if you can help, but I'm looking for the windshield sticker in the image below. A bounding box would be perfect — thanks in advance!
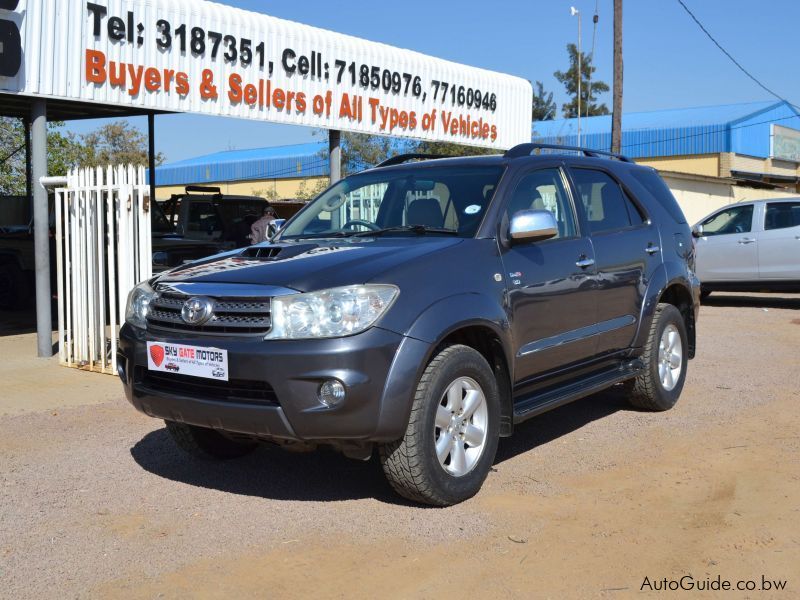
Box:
[464,204,481,215]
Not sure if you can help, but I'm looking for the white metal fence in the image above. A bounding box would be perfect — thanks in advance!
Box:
[56,165,152,374]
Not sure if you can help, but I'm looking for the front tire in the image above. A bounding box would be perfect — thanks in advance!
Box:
[379,344,500,506]
[165,421,257,460]
[628,303,688,411]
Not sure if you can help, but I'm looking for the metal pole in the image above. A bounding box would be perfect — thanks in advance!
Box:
[148,113,156,203]
[611,0,624,154]
[24,118,32,204]
[329,129,341,184]
[32,99,52,357]
[577,12,582,147]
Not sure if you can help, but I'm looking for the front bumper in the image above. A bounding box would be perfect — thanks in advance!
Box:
[118,324,431,443]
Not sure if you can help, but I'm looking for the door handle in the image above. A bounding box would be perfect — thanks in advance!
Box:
[576,257,595,268]
[738,237,756,244]
[645,245,660,255]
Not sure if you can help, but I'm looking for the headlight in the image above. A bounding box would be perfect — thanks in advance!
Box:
[266,284,399,340]
[125,281,155,329]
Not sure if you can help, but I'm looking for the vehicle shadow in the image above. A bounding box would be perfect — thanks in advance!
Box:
[495,385,630,464]
[702,293,800,310]
[130,386,634,505]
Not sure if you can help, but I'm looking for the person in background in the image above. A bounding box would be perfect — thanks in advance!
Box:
[249,205,277,244]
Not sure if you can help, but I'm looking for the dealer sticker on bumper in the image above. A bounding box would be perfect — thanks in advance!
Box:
[147,342,229,381]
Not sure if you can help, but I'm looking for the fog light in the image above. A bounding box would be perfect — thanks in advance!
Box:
[318,379,346,407]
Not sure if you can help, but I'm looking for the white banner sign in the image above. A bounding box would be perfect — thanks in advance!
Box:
[0,0,533,148]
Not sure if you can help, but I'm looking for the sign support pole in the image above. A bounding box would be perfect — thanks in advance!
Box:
[329,129,341,184]
[148,113,156,203]
[32,98,52,357]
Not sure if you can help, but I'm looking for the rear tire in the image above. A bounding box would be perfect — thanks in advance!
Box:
[165,421,257,460]
[379,344,500,506]
[628,303,688,411]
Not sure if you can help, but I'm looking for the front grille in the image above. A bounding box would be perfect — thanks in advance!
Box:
[147,292,271,335]
[135,367,279,406]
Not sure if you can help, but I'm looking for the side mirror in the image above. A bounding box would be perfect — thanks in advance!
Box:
[268,218,286,239]
[691,224,704,238]
[509,209,558,243]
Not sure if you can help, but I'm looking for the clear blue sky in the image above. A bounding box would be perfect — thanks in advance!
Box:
[65,0,800,163]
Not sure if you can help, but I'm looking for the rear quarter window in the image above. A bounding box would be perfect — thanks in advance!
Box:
[629,169,687,224]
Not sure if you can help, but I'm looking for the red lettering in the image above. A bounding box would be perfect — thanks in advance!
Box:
[228,73,243,104]
[144,67,161,92]
[85,49,106,84]
[175,72,189,96]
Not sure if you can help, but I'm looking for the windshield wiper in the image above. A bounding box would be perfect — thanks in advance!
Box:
[351,225,459,237]
[282,231,354,240]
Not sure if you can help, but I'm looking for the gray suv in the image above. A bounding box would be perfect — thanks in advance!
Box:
[118,144,700,506]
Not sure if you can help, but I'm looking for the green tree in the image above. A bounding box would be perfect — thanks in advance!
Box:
[411,139,496,157]
[0,117,83,196]
[79,120,164,168]
[554,43,610,118]
[531,80,557,121]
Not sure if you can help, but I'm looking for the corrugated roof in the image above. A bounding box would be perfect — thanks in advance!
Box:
[531,100,800,159]
[153,142,328,186]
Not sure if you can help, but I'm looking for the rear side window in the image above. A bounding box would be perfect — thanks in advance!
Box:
[630,169,687,224]
[765,202,800,230]
[570,169,644,234]
[187,202,222,233]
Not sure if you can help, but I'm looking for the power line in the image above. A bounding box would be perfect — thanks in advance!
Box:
[675,0,791,106]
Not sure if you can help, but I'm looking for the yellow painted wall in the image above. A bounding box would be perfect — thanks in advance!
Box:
[636,154,720,177]
[661,174,799,225]
[156,176,329,201]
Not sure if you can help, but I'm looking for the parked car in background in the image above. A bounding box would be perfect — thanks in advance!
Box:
[120,144,700,506]
[693,198,800,297]
[151,186,306,271]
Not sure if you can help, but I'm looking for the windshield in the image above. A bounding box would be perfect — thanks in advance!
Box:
[278,165,504,240]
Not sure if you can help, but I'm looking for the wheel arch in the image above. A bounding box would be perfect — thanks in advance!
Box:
[636,263,697,359]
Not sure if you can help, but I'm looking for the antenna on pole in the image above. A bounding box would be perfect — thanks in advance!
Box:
[570,6,582,147]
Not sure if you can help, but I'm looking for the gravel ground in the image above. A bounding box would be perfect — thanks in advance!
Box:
[1,292,798,598]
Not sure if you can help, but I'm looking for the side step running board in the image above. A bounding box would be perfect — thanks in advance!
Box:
[513,360,644,424]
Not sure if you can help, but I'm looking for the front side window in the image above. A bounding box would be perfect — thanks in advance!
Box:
[701,205,754,236]
[571,169,645,233]
[765,202,800,230]
[279,165,504,240]
[505,168,577,239]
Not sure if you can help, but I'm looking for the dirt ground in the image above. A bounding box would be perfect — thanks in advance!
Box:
[1,292,798,599]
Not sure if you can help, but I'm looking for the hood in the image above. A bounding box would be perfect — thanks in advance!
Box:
[156,237,464,292]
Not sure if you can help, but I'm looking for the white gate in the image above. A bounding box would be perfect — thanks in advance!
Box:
[56,165,152,374]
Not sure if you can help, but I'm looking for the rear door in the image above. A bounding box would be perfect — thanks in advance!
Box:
[694,204,758,281]
[567,166,662,355]
[499,165,598,385]
[758,200,800,280]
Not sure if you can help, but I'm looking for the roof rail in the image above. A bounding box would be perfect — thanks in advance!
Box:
[376,153,453,168]
[504,143,633,163]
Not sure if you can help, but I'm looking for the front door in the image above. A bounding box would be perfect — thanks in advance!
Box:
[500,166,597,389]
[694,204,758,282]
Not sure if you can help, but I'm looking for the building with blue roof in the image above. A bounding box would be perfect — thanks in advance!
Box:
[152,141,329,200]
[533,100,800,223]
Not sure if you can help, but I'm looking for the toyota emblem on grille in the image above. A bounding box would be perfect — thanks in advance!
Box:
[181,297,214,325]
